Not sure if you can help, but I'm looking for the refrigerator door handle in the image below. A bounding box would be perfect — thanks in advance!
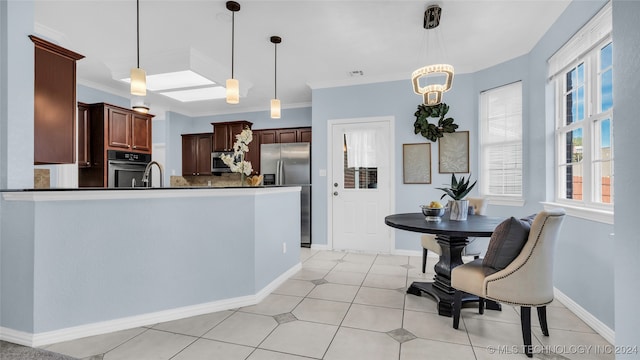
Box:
[276,160,283,185]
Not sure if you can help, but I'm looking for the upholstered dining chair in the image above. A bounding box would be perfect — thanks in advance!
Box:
[420,197,488,273]
[451,209,566,358]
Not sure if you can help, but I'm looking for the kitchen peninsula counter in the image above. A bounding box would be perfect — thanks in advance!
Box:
[0,187,301,347]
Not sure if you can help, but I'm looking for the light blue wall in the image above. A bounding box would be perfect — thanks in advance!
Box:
[192,107,312,132]
[77,84,130,109]
[309,0,617,331]
[612,0,640,355]
[311,77,476,251]
[1,189,300,333]
[528,0,615,330]
[0,0,34,189]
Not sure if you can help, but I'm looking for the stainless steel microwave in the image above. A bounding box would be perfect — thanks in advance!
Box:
[211,151,233,173]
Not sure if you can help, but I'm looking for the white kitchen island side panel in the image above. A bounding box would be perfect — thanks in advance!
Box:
[0,187,301,342]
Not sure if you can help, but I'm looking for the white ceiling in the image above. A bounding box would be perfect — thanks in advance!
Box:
[34,0,571,117]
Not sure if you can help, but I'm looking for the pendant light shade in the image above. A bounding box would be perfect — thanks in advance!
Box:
[226,1,241,104]
[270,99,281,119]
[130,0,146,96]
[226,78,239,104]
[270,36,281,119]
[130,67,147,96]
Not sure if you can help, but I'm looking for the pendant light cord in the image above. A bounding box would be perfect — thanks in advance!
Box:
[231,11,235,79]
[274,42,277,99]
[136,0,140,68]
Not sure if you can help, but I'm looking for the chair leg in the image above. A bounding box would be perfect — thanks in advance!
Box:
[478,297,485,315]
[422,248,427,274]
[537,306,549,336]
[453,290,462,329]
[520,306,533,358]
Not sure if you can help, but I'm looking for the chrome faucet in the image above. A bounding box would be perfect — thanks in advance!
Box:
[142,161,164,188]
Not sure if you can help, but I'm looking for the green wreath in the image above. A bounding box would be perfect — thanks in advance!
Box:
[413,103,459,142]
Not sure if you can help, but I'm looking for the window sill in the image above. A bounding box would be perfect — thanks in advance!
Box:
[541,202,613,224]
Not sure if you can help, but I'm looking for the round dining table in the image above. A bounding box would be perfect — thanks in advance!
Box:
[385,212,505,317]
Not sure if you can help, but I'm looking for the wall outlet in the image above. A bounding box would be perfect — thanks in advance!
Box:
[282,242,287,254]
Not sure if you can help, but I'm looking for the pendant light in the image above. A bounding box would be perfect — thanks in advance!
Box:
[130,0,146,96]
[411,4,454,105]
[270,36,281,119]
[226,1,241,104]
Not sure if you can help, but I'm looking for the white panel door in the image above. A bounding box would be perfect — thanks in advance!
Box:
[331,120,391,253]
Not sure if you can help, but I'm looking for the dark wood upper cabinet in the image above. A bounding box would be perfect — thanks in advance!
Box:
[31,35,84,165]
[182,133,213,176]
[259,130,277,145]
[77,103,91,168]
[78,103,153,187]
[299,128,312,143]
[132,113,152,152]
[212,121,252,151]
[276,128,297,143]
[107,107,131,149]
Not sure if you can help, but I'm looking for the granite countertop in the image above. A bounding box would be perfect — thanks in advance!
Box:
[0,184,311,193]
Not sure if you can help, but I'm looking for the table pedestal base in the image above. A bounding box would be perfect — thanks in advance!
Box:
[407,281,501,317]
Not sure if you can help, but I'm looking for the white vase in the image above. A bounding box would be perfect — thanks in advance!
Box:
[448,200,469,221]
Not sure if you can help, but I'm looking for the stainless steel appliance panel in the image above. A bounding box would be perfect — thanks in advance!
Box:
[107,150,151,188]
[260,142,311,246]
[281,143,311,185]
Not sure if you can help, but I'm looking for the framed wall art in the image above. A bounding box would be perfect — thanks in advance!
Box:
[438,131,469,173]
[403,143,431,184]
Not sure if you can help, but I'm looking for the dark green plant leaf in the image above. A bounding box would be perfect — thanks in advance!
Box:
[413,102,459,142]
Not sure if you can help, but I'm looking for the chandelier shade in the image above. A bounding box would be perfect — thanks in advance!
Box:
[411,4,454,105]
[411,64,454,105]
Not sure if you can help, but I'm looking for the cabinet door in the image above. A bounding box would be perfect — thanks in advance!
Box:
[196,134,213,175]
[131,113,151,152]
[182,135,197,176]
[33,46,77,164]
[229,123,246,143]
[213,125,230,151]
[299,128,312,143]
[107,107,132,149]
[77,103,91,168]
[259,130,277,145]
[277,129,297,143]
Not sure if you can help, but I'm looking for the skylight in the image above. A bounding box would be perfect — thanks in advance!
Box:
[121,70,215,91]
[159,87,227,102]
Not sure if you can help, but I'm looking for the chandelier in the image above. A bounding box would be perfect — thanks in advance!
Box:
[411,4,454,106]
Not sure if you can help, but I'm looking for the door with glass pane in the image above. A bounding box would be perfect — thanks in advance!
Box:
[331,120,391,252]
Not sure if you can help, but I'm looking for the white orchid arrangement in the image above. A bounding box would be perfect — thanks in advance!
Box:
[219,127,253,176]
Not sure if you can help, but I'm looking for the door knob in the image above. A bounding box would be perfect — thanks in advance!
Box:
[333,191,338,196]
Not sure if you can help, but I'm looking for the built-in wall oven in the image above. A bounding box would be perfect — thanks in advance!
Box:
[107,150,151,188]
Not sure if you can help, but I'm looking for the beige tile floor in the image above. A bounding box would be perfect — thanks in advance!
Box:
[42,249,613,360]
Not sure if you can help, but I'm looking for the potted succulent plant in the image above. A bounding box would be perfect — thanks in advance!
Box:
[436,173,477,221]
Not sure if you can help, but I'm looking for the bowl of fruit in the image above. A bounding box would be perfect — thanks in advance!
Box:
[421,201,445,221]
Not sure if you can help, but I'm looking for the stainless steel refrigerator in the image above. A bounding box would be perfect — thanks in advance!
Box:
[261,142,311,247]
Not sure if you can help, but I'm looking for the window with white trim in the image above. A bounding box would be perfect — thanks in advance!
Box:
[479,81,523,203]
[550,2,613,210]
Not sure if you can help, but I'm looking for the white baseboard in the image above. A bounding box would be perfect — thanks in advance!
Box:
[0,262,301,348]
[310,244,330,251]
[553,287,615,344]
